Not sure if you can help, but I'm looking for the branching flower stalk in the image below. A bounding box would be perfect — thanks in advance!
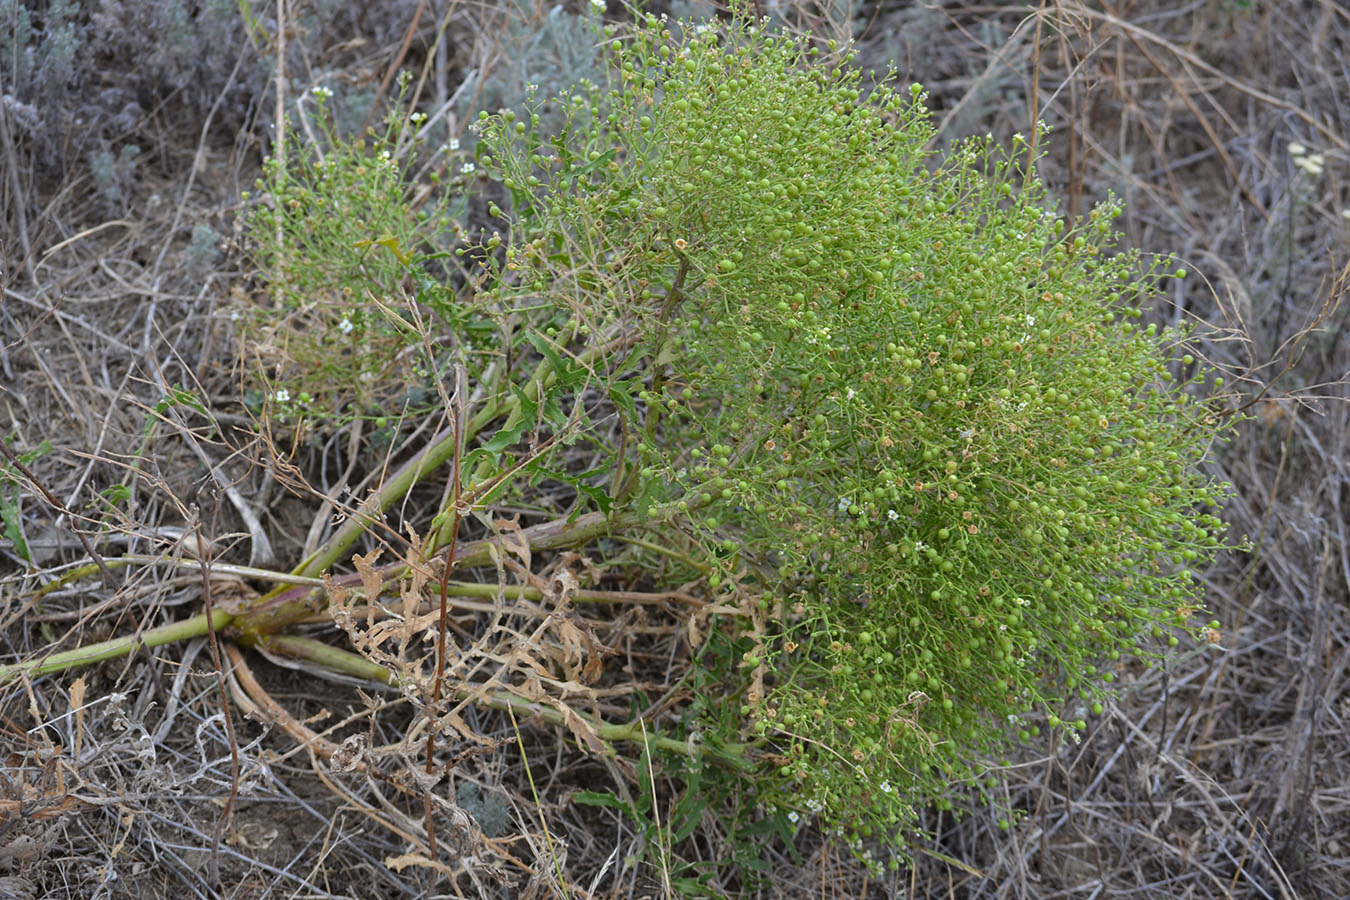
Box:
[477,10,1237,858]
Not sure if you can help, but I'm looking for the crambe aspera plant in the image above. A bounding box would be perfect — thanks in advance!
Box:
[476,11,1234,864]
[0,8,1236,881]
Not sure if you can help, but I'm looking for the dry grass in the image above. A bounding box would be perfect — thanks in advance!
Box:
[2,1,1348,898]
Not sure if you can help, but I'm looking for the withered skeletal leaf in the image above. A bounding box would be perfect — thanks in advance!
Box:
[69,675,87,761]
[400,526,425,622]
[513,667,608,758]
[558,702,609,757]
[545,568,578,606]
[539,568,608,683]
[551,607,608,685]
[330,733,369,773]
[398,548,432,656]
[326,575,349,608]
[432,703,496,747]
[354,549,385,625]
[686,607,707,649]
[384,853,457,876]
[490,515,532,572]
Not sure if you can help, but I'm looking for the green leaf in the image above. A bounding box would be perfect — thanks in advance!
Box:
[634,741,654,818]
[573,148,616,177]
[353,234,411,265]
[480,420,528,455]
[509,383,540,423]
[608,378,639,423]
[573,789,634,817]
[670,875,720,898]
[671,776,708,843]
[741,811,802,864]
[100,483,132,507]
[525,329,588,390]
[0,492,29,564]
[532,464,614,515]
[18,440,51,466]
[633,466,664,522]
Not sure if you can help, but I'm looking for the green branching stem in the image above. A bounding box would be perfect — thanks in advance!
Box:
[260,633,756,772]
[644,250,692,443]
[231,499,692,642]
[289,333,627,583]
[0,490,705,686]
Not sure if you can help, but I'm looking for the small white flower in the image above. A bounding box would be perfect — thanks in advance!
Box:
[274,389,290,403]
[379,149,391,160]
[914,540,927,552]
[787,811,799,823]
[590,0,605,9]
[460,162,476,175]
[880,781,892,793]
[1294,153,1325,176]
[409,111,426,124]
[1288,140,1307,156]
[310,85,332,101]
[448,138,461,151]
[845,387,856,401]
[338,317,354,334]
[837,496,852,513]
[887,509,899,521]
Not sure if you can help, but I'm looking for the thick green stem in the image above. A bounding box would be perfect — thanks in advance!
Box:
[292,334,624,581]
[4,499,700,683]
[232,501,687,642]
[290,420,467,581]
[0,608,234,684]
[5,332,679,684]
